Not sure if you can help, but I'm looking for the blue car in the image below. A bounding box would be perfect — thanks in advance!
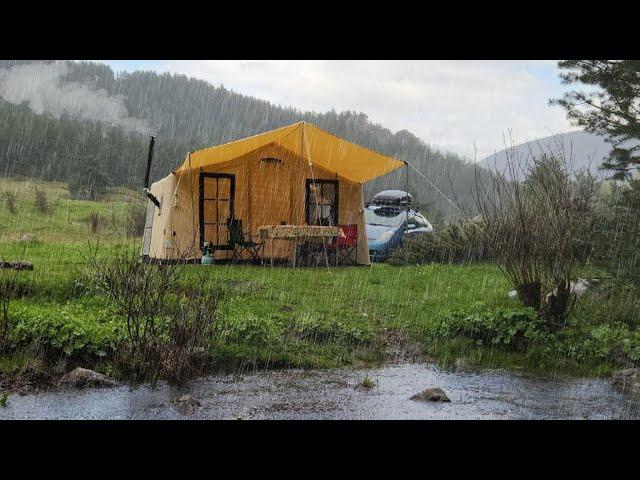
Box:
[365,190,433,261]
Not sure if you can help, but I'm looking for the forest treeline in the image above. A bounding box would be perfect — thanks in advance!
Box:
[0,60,489,215]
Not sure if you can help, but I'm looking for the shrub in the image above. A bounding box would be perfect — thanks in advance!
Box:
[34,187,50,214]
[214,314,281,346]
[3,191,16,214]
[85,212,103,233]
[68,161,109,200]
[291,314,373,345]
[589,179,640,286]
[159,287,221,383]
[388,220,488,266]
[437,306,545,351]
[0,268,25,349]
[476,151,596,324]
[126,204,147,238]
[88,246,220,382]
[10,301,124,358]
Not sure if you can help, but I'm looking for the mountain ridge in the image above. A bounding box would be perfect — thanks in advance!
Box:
[479,130,613,180]
[0,60,490,215]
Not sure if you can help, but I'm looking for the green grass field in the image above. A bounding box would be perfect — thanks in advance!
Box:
[0,177,144,243]
[1,179,639,385]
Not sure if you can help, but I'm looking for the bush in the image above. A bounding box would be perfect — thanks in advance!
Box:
[589,179,640,286]
[291,314,373,345]
[85,212,103,233]
[476,153,596,323]
[88,246,220,382]
[388,220,488,266]
[215,314,281,346]
[34,187,50,214]
[433,297,640,369]
[0,268,26,349]
[3,191,16,214]
[9,300,124,358]
[68,161,110,200]
[562,323,640,366]
[436,306,545,351]
[126,204,147,238]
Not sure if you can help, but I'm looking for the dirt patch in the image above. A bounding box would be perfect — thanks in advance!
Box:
[376,328,425,364]
[0,367,59,395]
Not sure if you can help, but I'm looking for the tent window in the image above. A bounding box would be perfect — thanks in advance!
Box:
[306,179,338,226]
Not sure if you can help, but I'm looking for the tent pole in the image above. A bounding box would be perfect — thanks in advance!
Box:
[405,161,409,226]
[303,123,330,269]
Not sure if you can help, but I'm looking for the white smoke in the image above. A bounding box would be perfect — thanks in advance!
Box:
[0,61,150,135]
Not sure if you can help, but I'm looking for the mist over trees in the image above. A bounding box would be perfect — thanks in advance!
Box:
[0,60,489,215]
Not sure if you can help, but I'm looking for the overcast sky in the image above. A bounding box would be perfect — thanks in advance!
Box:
[100,60,577,160]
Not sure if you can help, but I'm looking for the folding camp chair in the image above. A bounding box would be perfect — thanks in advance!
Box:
[328,224,358,265]
[228,218,263,262]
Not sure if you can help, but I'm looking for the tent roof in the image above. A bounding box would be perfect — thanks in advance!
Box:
[174,122,406,183]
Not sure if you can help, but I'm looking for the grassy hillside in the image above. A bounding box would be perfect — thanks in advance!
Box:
[0,178,145,243]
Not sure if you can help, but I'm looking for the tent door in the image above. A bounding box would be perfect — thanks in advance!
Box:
[199,173,235,251]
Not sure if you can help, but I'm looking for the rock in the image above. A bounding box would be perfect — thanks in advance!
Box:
[612,368,640,392]
[511,278,590,301]
[410,388,451,402]
[174,394,201,414]
[572,278,589,296]
[13,261,34,271]
[59,367,118,389]
[0,261,34,271]
[18,234,34,242]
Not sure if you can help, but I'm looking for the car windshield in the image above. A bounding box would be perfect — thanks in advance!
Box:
[365,208,406,227]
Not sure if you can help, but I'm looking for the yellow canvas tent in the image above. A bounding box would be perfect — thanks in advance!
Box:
[142,121,406,265]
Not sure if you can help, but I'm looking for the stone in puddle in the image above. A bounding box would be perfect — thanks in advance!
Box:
[59,367,118,388]
[410,388,451,403]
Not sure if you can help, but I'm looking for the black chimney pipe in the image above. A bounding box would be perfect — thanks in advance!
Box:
[143,136,160,208]
[144,136,155,190]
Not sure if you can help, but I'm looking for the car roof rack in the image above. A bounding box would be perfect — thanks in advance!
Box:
[372,190,412,207]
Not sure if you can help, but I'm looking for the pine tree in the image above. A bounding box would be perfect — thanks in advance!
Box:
[551,60,640,180]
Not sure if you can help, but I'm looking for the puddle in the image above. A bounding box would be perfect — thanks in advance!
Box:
[1,363,639,419]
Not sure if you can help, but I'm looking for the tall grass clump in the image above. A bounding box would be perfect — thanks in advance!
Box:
[86,212,103,233]
[4,191,17,214]
[34,187,50,214]
[126,204,147,238]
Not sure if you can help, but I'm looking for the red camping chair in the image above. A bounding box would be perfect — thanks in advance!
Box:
[328,224,358,265]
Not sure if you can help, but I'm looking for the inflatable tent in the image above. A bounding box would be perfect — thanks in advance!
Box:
[142,122,405,265]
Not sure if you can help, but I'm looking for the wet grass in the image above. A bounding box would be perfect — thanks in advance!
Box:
[1,239,515,372]
[0,177,144,243]
[3,238,636,379]
[1,179,638,384]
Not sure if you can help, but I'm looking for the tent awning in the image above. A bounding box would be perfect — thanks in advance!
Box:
[174,122,405,183]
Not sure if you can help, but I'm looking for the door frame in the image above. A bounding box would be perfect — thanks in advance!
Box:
[199,172,236,251]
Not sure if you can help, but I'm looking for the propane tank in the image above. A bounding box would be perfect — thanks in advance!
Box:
[201,242,215,265]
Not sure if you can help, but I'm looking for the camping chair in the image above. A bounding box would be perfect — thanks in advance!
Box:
[328,224,358,265]
[228,218,263,262]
